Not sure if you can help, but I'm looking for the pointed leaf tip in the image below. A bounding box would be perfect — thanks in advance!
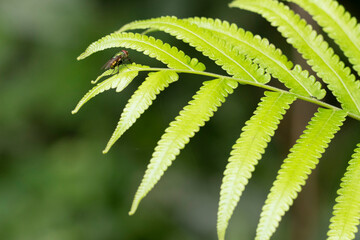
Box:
[77,54,84,60]
[103,140,114,154]
[103,140,114,153]
[71,105,82,114]
[129,200,141,215]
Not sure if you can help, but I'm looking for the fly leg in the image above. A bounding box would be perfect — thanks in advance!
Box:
[114,60,123,74]
[123,58,132,69]
[110,68,117,75]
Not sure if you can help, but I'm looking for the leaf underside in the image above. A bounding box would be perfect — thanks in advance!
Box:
[119,16,270,84]
[103,70,179,153]
[256,108,346,240]
[78,31,206,71]
[72,64,147,114]
[186,17,325,99]
[230,0,360,115]
[73,1,360,239]
[328,144,360,240]
[287,0,360,77]
[129,78,238,215]
[217,91,296,240]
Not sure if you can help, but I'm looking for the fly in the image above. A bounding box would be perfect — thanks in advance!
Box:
[102,50,132,73]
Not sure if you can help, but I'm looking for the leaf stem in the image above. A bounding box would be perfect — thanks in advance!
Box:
[123,67,360,121]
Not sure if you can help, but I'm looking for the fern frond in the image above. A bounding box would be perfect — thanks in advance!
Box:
[256,108,347,240]
[230,0,360,115]
[186,17,325,99]
[103,71,179,153]
[119,16,270,83]
[287,0,360,76]
[78,32,206,71]
[129,78,238,215]
[327,144,360,240]
[72,64,148,114]
[217,91,296,240]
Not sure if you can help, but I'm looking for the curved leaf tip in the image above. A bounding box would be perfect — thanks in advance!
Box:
[72,64,148,114]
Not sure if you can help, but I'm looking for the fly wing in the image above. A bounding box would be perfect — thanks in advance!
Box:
[101,58,114,70]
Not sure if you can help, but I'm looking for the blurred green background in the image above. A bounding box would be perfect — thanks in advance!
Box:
[1,0,360,239]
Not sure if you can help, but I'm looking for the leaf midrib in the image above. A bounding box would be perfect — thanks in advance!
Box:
[139,20,260,83]
[257,1,360,113]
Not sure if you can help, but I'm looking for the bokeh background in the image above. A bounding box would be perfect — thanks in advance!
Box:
[1,0,360,239]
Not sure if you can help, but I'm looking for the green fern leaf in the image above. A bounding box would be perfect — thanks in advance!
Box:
[78,32,206,71]
[230,0,360,115]
[327,144,360,240]
[256,108,347,240]
[217,91,296,240]
[129,78,238,215]
[186,17,325,99]
[72,64,147,114]
[103,71,179,153]
[119,16,270,83]
[287,0,360,76]
[91,68,115,84]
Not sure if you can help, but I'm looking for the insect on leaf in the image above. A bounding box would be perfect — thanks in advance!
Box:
[72,64,148,114]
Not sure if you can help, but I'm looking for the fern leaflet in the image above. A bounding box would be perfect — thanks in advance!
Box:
[91,68,116,84]
[328,144,360,240]
[103,71,179,153]
[217,91,296,240]
[78,32,205,71]
[129,78,238,215]
[119,16,270,83]
[186,17,325,99]
[230,0,360,115]
[287,0,360,76]
[72,64,147,114]
[256,108,347,240]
